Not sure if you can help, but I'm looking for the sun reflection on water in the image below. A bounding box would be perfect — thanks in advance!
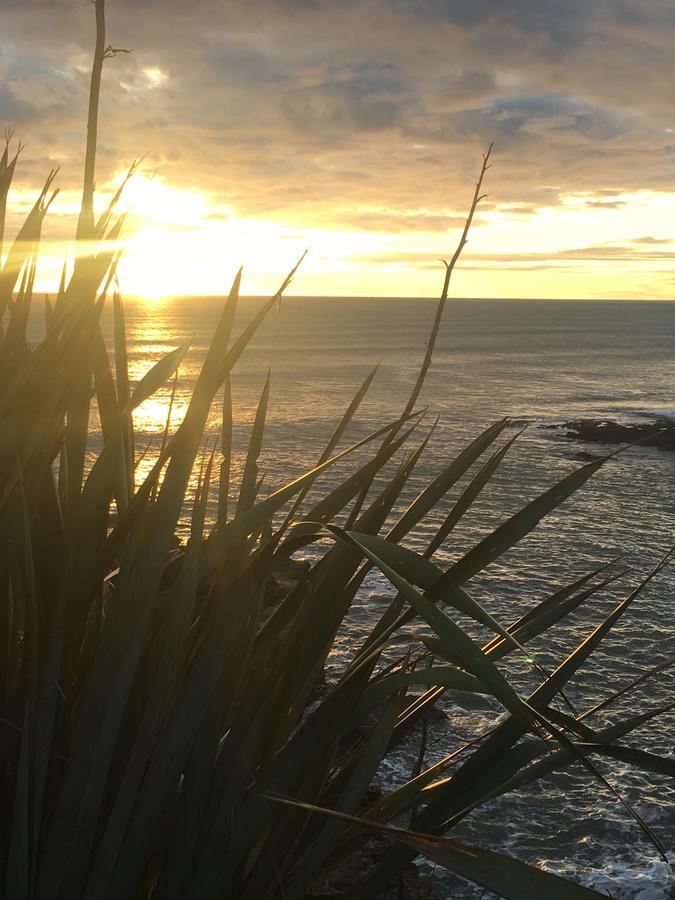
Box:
[133,393,190,435]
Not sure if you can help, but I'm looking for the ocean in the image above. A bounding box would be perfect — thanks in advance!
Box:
[101,296,675,898]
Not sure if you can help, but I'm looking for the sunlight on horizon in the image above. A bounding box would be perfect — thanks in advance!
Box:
[6,171,675,301]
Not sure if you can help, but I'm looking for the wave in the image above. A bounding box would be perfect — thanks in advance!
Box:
[582,852,675,899]
[633,407,675,423]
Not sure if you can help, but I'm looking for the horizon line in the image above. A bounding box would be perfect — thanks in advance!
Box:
[113,293,675,303]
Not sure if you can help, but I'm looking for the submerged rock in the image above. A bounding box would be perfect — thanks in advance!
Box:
[566,449,605,462]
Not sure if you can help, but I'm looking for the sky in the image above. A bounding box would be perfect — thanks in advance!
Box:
[2,0,675,299]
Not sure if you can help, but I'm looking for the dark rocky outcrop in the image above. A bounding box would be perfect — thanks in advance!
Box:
[313,827,442,898]
[549,418,675,451]
[264,555,311,608]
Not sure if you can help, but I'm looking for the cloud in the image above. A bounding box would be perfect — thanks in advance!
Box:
[335,210,472,232]
[584,199,626,209]
[0,85,36,123]
[353,238,675,269]
[3,0,675,247]
[633,235,671,244]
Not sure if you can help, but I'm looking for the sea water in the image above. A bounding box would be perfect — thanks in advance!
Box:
[91,297,675,897]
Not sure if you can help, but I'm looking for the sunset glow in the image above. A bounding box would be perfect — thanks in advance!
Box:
[4,0,675,301]
[9,173,675,301]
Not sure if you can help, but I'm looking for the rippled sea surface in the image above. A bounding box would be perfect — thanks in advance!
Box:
[102,296,675,898]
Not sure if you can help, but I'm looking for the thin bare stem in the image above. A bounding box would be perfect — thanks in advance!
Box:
[77,0,106,240]
[346,145,493,522]
[398,142,493,429]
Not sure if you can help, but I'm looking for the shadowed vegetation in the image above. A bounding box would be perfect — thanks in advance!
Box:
[1,3,673,898]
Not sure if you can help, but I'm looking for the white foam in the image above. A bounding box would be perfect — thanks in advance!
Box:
[633,407,675,422]
[581,852,675,899]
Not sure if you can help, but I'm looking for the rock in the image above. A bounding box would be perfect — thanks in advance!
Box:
[263,556,311,608]
[566,450,605,462]
[549,418,675,451]
[311,833,443,898]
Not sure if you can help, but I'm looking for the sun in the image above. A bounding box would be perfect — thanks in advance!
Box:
[112,171,415,300]
[113,173,237,299]
[112,172,308,299]
[119,174,210,230]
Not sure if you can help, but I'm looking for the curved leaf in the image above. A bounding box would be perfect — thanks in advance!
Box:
[123,340,189,415]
